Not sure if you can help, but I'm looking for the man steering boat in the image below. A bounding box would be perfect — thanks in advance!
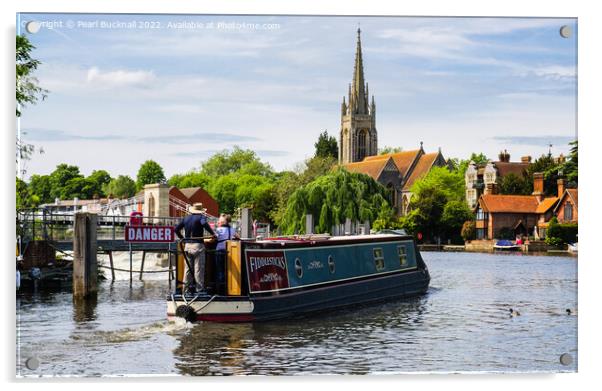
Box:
[175,203,216,294]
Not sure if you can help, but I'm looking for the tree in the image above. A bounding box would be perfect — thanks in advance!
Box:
[314,130,338,159]
[560,140,578,186]
[410,166,465,202]
[404,186,448,242]
[378,146,403,155]
[87,170,111,197]
[136,160,166,190]
[279,168,391,234]
[16,35,47,117]
[16,35,48,176]
[16,177,36,209]
[449,152,489,175]
[103,175,137,198]
[200,146,273,178]
[498,173,531,195]
[28,174,53,204]
[168,171,211,190]
[48,164,83,199]
[441,200,474,243]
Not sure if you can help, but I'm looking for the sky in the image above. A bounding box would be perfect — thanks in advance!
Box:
[17,13,577,180]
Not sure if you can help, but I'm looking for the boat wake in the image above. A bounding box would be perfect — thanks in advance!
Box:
[70,319,192,344]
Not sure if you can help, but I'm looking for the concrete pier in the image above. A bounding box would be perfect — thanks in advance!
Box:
[73,213,98,298]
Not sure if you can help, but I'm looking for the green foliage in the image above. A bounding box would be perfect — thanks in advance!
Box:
[314,130,338,159]
[461,220,476,241]
[378,146,403,155]
[103,175,137,198]
[546,216,578,246]
[526,153,560,196]
[48,164,83,199]
[410,166,465,202]
[498,173,532,195]
[405,165,473,242]
[16,177,37,209]
[560,140,578,186]
[28,174,52,204]
[271,156,337,226]
[16,35,47,117]
[87,170,111,197]
[441,200,474,242]
[279,168,391,234]
[449,152,489,174]
[200,146,273,178]
[136,160,166,190]
[168,170,211,189]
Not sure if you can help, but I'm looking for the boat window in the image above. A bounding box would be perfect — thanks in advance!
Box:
[373,248,385,271]
[294,258,303,278]
[328,255,335,274]
[398,246,408,267]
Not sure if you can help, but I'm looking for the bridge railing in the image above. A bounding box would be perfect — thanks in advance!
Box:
[17,209,185,243]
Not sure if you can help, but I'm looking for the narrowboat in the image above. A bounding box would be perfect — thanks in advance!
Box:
[167,232,430,322]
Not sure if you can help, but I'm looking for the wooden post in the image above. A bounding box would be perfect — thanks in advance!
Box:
[108,251,115,281]
[139,250,146,280]
[129,243,133,284]
[73,213,98,298]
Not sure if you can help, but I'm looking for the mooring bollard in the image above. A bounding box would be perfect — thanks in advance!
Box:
[73,213,98,298]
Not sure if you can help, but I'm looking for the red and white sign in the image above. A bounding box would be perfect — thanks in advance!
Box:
[246,250,290,292]
[125,225,175,243]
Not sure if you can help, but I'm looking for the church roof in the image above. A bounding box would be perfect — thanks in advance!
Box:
[402,152,441,191]
[341,157,393,180]
[365,150,422,178]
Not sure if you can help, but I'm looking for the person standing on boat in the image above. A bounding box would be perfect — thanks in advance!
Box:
[175,203,216,294]
[214,214,239,294]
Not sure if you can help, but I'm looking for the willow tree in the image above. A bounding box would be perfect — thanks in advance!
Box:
[279,168,392,234]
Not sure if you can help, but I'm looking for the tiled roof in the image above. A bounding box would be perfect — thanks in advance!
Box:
[342,158,392,180]
[480,194,540,213]
[402,152,440,191]
[494,161,530,177]
[535,197,559,214]
[365,150,421,177]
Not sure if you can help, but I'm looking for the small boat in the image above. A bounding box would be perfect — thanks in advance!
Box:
[493,240,521,251]
[167,233,430,322]
[567,243,578,253]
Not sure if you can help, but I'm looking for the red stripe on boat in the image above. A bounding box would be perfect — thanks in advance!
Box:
[196,314,255,322]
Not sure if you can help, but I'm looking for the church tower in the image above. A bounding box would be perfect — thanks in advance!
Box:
[339,28,378,164]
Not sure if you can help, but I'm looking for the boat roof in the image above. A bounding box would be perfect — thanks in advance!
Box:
[253,233,413,247]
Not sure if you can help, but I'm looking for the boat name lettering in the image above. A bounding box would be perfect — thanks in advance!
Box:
[307,260,324,270]
[249,256,286,273]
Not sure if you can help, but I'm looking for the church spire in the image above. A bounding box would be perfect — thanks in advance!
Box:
[352,28,368,114]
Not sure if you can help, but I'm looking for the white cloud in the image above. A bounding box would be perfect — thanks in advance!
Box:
[86,67,156,86]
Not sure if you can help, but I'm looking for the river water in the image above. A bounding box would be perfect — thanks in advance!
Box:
[16,251,577,376]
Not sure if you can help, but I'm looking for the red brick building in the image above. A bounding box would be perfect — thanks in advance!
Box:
[475,174,570,240]
[554,187,578,224]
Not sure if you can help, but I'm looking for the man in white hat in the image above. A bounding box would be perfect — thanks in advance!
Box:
[175,203,216,294]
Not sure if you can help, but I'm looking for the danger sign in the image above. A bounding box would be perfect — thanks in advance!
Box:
[125,225,175,243]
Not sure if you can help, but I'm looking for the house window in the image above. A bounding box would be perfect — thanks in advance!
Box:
[476,209,488,221]
[565,203,573,221]
[397,246,408,267]
[373,248,385,271]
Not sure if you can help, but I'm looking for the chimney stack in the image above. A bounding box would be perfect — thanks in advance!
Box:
[521,155,532,163]
[498,150,511,163]
[557,178,566,197]
[532,172,544,202]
